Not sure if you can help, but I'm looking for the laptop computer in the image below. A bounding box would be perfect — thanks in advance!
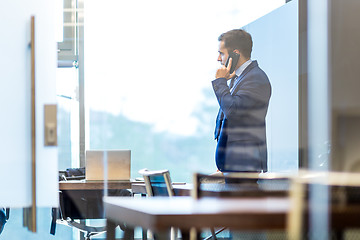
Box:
[85,150,131,181]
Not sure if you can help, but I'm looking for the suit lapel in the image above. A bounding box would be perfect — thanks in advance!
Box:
[231,61,257,95]
[215,61,258,139]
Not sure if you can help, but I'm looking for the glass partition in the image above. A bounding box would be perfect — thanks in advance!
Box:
[84,2,288,238]
[84,0,285,183]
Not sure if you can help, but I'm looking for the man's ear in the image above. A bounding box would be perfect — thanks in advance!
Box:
[233,49,241,56]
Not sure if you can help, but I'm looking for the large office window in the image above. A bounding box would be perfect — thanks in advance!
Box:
[84,0,285,182]
[57,67,80,170]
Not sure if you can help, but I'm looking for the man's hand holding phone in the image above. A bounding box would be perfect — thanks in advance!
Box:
[216,58,236,79]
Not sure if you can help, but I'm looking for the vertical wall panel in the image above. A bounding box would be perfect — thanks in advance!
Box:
[307,0,330,239]
[0,0,58,207]
[243,0,299,172]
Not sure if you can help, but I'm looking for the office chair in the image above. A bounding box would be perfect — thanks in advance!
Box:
[55,188,132,240]
[55,190,107,240]
[288,171,360,240]
[52,171,132,240]
[193,172,291,199]
[51,169,107,239]
[138,168,175,197]
[138,168,177,239]
[193,172,292,240]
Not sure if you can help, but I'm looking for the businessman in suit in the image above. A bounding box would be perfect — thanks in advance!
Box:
[213,29,271,174]
[0,208,6,234]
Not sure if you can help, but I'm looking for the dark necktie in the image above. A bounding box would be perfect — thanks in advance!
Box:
[229,74,238,92]
[214,75,238,140]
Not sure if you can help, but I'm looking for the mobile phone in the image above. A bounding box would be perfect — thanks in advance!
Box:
[225,52,240,74]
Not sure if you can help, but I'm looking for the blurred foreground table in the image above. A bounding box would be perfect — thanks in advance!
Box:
[104,196,289,240]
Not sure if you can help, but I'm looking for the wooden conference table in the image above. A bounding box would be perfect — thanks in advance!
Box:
[104,196,289,240]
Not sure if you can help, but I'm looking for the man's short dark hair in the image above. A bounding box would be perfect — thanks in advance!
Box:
[218,29,253,59]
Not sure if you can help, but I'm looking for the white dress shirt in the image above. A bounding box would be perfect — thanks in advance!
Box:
[230,59,252,92]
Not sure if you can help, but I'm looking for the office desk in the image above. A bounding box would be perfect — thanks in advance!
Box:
[59,180,134,190]
[104,196,289,240]
[131,183,193,196]
[59,180,136,219]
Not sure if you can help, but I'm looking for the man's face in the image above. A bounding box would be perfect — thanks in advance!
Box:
[217,40,229,66]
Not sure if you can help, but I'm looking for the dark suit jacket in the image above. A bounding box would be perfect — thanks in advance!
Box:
[212,60,271,172]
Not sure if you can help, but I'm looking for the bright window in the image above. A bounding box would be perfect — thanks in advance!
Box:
[84,0,285,182]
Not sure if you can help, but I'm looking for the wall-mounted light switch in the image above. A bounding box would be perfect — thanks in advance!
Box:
[44,104,57,146]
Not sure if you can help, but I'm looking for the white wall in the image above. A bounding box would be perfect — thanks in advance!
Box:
[243,0,299,172]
